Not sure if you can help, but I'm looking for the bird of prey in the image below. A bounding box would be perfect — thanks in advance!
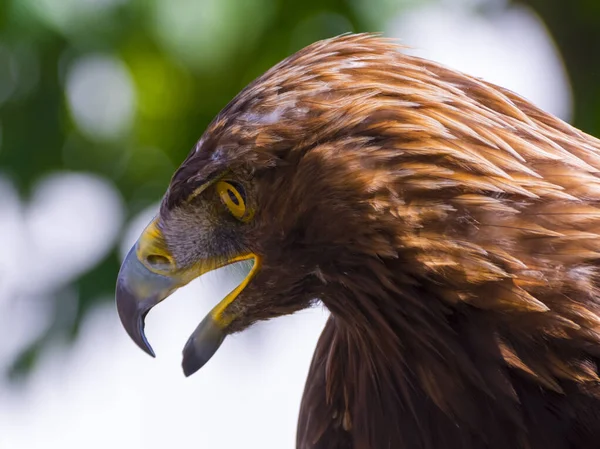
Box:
[116,34,600,448]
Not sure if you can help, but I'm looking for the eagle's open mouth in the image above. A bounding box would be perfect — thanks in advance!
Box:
[202,254,260,326]
[180,254,260,375]
[116,247,260,375]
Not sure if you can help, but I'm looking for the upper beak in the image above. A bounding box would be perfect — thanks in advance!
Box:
[115,245,178,357]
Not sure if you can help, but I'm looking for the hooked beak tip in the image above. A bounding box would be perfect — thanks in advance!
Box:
[116,280,156,358]
[115,243,179,358]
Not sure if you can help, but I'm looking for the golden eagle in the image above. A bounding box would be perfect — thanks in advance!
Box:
[116,34,600,448]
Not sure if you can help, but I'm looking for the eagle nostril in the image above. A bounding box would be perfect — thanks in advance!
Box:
[145,254,172,271]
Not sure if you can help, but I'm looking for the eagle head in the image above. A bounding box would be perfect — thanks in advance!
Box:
[116,34,413,375]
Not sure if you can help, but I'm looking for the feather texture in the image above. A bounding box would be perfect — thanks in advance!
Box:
[163,34,600,448]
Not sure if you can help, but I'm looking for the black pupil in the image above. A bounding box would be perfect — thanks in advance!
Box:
[228,188,240,206]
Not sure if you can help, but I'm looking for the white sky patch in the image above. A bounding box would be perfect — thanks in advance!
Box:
[66,55,136,141]
[1,284,329,449]
[26,172,124,288]
[0,173,124,371]
[388,1,573,121]
[0,178,48,366]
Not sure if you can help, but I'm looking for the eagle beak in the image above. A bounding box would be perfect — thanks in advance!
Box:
[116,218,260,376]
[115,244,178,357]
[116,245,228,373]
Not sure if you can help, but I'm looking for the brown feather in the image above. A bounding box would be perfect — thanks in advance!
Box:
[163,34,600,448]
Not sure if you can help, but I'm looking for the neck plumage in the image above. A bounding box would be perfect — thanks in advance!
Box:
[298,269,536,449]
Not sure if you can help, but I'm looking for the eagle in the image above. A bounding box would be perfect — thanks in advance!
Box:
[116,34,600,448]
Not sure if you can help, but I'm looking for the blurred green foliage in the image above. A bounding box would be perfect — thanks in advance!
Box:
[1,0,599,378]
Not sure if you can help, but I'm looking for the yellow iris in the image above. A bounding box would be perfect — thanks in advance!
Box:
[216,181,250,221]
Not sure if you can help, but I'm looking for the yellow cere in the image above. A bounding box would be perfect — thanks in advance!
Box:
[216,181,249,221]
[136,218,175,274]
[211,254,261,327]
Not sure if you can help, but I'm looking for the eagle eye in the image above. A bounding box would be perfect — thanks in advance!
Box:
[216,180,249,221]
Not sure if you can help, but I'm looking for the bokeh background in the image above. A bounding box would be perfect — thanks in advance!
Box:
[1,0,599,447]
